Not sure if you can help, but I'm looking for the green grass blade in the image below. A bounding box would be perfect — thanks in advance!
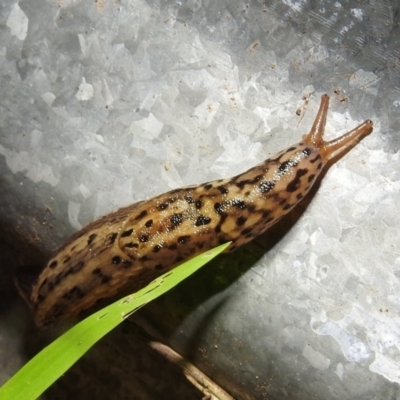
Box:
[0,242,231,400]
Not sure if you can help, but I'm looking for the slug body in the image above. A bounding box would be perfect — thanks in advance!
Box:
[18,95,373,327]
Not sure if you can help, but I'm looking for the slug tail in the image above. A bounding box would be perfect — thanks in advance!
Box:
[303,94,373,161]
[14,265,41,309]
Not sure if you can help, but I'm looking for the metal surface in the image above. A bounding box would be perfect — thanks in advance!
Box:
[0,0,399,398]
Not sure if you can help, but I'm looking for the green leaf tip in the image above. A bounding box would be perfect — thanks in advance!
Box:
[0,241,231,400]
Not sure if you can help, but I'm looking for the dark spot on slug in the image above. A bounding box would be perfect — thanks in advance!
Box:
[282,203,292,211]
[262,209,272,219]
[215,214,228,233]
[135,210,148,220]
[62,285,85,300]
[297,193,304,200]
[145,219,153,227]
[108,232,118,244]
[63,256,71,264]
[310,154,322,163]
[233,200,246,209]
[298,168,308,176]
[168,243,177,250]
[158,202,168,210]
[57,261,84,281]
[195,215,212,226]
[204,183,212,190]
[287,146,297,152]
[317,162,323,170]
[153,244,162,253]
[259,181,275,193]
[308,174,315,183]
[121,228,133,237]
[247,204,256,213]
[184,195,195,204]
[87,233,97,245]
[170,213,183,227]
[214,202,224,214]
[270,192,281,202]
[49,306,63,321]
[303,147,312,157]
[286,169,308,193]
[94,297,105,305]
[236,216,247,226]
[195,200,202,209]
[124,242,138,248]
[97,246,108,256]
[139,234,149,242]
[242,227,252,236]
[178,235,191,244]
[112,256,121,264]
[92,268,112,284]
[218,213,228,228]
[278,160,290,172]
[236,181,247,189]
[155,264,164,270]
[217,185,229,194]
[73,261,84,273]
[49,260,58,269]
[175,256,184,263]
[47,280,56,292]
[122,260,133,268]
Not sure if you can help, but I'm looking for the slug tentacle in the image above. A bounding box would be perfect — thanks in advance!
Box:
[15,94,373,328]
[303,94,373,161]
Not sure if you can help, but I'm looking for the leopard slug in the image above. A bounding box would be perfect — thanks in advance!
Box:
[16,95,373,328]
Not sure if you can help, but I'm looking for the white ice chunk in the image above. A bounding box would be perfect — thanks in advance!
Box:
[350,8,364,21]
[311,318,371,362]
[212,134,263,177]
[349,69,379,95]
[6,3,28,41]
[370,353,400,384]
[335,363,344,380]
[132,113,164,139]
[76,77,94,101]
[30,129,43,148]
[68,201,82,230]
[41,92,56,106]
[102,78,114,107]
[302,344,331,370]
[0,144,58,186]
[161,163,183,189]
[281,0,307,12]
[78,183,91,199]
[193,98,220,129]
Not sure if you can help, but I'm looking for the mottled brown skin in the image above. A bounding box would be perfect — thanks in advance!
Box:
[17,95,373,327]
